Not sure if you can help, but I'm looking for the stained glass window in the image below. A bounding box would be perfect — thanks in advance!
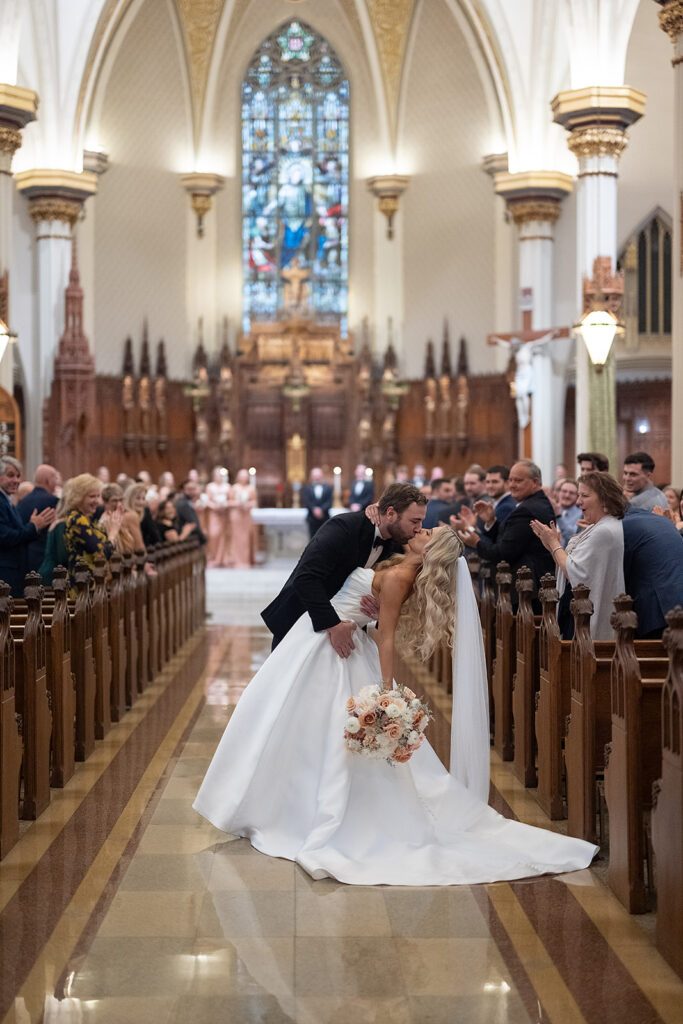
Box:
[241,20,349,334]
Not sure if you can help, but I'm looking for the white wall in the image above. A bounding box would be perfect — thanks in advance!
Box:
[619,0,675,245]
[400,0,498,377]
[92,0,191,378]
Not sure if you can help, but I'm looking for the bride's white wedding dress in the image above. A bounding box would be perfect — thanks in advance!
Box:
[194,565,597,885]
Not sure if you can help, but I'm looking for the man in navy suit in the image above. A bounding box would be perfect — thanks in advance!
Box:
[0,457,55,596]
[484,465,514,526]
[456,459,555,605]
[347,464,374,511]
[622,506,683,637]
[301,467,334,539]
[262,483,427,653]
[16,463,60,572]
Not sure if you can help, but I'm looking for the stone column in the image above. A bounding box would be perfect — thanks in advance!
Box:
[180,173,225,357]
[14,169,97,470]
[656,0,683,483]
[0,84,37,393]
[552,87,645,472]
[494,171,573,484]
[366,175,409,365]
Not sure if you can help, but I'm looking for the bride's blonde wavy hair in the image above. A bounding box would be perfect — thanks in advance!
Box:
[376,527,464,662]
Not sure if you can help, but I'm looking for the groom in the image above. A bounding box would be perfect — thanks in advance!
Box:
[262,482,428,655]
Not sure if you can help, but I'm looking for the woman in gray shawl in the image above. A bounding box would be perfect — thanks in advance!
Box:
[530,471,628,641]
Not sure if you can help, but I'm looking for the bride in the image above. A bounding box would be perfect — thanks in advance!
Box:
[193,525,597,885]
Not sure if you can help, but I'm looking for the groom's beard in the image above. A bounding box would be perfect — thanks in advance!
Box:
[386,520,414,546]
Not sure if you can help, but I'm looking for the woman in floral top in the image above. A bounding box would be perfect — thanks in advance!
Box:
[64,474,118,585]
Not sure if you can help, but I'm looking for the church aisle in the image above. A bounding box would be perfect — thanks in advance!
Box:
[1,615,682,1023]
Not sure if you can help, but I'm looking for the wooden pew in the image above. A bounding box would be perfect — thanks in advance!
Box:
[92,556,112,739]
[121,553,138,706]
[652,606,683,978]
[479,563,496,715]
[512,566,540,787]
[108,554,127,722]
[535,574,571,819]
[44,567,75,786]
[11,573,51,819]
[565,593,666,844]
[492,562,515,761]
[146,545,161,681]
[134,550,150,693]
[0,581,21,857]
[604,594,668,912]
[12,567,76,789]
[71,562,96,762]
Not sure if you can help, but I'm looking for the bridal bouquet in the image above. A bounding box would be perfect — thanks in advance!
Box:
[344,684,433,765]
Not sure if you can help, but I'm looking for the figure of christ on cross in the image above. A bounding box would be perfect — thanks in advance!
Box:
[487,309,569,458]
[282,257,311,312]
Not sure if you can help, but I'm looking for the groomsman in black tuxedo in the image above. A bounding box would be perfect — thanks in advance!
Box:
[347,464,374,511]
[262,482,427,653]
[301,467,333,539]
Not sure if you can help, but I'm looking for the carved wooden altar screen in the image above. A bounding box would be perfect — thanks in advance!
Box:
[233,318,355,505]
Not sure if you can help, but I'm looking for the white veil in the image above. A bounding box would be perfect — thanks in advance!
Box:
[449,557,490,803]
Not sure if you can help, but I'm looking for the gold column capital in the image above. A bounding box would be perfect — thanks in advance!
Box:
[506,199,563,227]
[0,126,22,157]
[566,125,629,160]
[494,171,572,228]
[180,171,226,238]
[15,168,98,224]
[551,86,646,131]
[655,0,683,42]
[366,174,410,239]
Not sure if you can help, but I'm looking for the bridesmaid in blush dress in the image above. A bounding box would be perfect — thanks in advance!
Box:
[228,468,257,568]
[205,466,231,567]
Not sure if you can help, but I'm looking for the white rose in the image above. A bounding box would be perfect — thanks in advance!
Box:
[385,704,401,719]
[346,718,361,733]
[346,738,362,752]
[410,699,421,709]
[408,730,419,746]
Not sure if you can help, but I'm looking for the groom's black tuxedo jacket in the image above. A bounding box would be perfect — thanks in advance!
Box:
[261,511,401,646]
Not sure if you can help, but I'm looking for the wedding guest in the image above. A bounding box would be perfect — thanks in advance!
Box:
[622,506,683,638]
[556,478,581,547]
[15,481,34,504]
[205,466,231,566]
[348,464,374,511]
[39,489,71,586]
[302,467,333,539]
[394,465,410,484]
[0,456,55,596]
[577,452,609,474]
[423,478,455,528]
[531,472,627,640]
[64,474,116,585]
[622,451,668,511]
[484,465,514,525]
[228,468,257,568]
[463,464,489,504]
[96,466,110,484]
[16,463,60,572]
[155,498,196,543]
[411,463,427,488]
[176,479,207,546]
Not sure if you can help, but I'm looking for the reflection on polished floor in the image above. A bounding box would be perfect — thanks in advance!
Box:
[1,568,682,1024]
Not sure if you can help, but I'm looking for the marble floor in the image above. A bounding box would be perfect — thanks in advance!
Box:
[1,567,682,1024]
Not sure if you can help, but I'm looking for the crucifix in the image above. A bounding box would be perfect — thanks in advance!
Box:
[487,295,569,459]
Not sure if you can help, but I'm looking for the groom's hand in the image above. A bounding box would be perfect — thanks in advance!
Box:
[326,620,357,658]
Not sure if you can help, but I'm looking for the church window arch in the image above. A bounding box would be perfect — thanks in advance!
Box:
[619,209,672,347]
[241,20,349,334]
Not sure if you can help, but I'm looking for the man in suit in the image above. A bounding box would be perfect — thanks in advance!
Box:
[484,465,514,525]
[456,459,555,604]
[348,464,374,511]
[622,506,683,638]
[16,463,60,572]
[301,467,333,539]
[0,456,55,596]
[423,478,455,528]
[262,482,427,654]
[175,478,207,545]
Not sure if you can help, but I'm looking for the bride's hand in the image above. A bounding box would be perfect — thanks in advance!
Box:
[326,620,357,658]
[359,594,380,621]
[364,503,381,527]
